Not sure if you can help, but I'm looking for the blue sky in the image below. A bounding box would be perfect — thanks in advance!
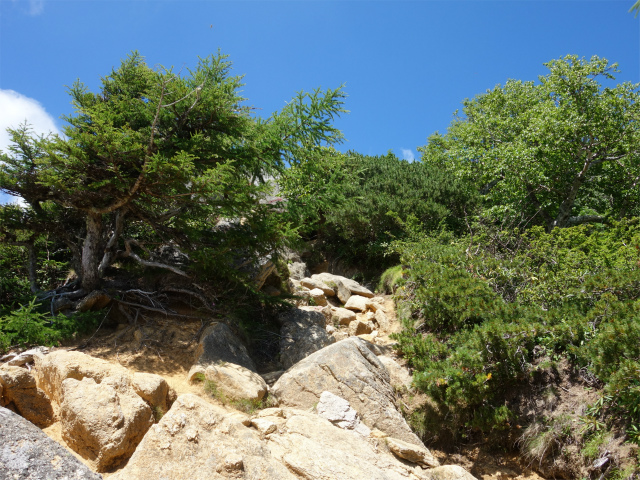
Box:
[0,1,639,203]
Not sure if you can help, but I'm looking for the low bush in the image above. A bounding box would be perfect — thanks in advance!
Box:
[392,219,640,452]
[0,297,102,353]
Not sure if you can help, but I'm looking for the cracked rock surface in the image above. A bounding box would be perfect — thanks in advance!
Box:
[271,336,423,446]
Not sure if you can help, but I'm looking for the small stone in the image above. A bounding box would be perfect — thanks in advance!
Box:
[251,417,278,435]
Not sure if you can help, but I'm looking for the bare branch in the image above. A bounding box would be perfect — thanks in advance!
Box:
[122,239,189,277]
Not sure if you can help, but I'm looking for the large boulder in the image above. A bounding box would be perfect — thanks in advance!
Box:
[190,322,256,376]
[111,394,444,480]
[60,376,153,472]
[271,337,423,446]
[32,350,171,471]
[279,307,335,370]
[0,406,103,480]
[110,394,297,480]
[0,365,54,428]
[34,350,132,411]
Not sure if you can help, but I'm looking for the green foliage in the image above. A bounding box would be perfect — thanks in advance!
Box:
[0,51,345,292]
[393,219,640,440]
[280,151,478,269]
[420,55,640,230]
[377,265,405,294]
[0,298,101,353]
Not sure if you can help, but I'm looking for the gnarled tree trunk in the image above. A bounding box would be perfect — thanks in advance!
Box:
[81,213,104,291]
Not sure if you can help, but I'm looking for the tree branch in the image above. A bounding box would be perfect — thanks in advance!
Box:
[122,239,189,277]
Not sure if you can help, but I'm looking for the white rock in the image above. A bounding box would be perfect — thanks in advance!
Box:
[344,295,372,312]
[316,391,371,437]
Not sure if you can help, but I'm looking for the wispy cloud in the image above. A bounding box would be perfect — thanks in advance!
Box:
[401,148,415,162]
[29,0,45,15]
[0,89,60,206]
[10,0,44,16]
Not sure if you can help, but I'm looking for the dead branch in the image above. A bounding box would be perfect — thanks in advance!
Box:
[122,239,189,277]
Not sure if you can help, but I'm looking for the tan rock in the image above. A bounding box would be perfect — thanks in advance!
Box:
[268,411,425,480]
[358,333,377,343]
[311,273,375,298]
[272,337,423,446]
[332,331,350,342]
[60,377,153,472]
[344,295,373,312]
[308,288,328,306]
[349,319,373,336]
[368,302,385,313]
[131,371,174,412]
[333,279,352,304]
[300,278,335,296]
[34,350,132,412]
[256,407,284,418]
[331,307,357,325]
[110,394,297,480]
[375,309,390,330]
[0,365,53,428]
[423,465,478,480]
[386,436,440,467]
[378,356,413,391]
[204,363,268,401]
[251,417,278,435]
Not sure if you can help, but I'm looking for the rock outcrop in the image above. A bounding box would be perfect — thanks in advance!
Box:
[32,349,173,472]
[110,394,297,480]
[60,376,153,471]
[111,393,449,480]
[0,406,103,480]
[189,322,256,380]
[272,337,423,446]
[278,307,335,370]
[0,365,54,428]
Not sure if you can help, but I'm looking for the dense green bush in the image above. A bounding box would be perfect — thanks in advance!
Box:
[280,151,478,270]
[393,219,640,441]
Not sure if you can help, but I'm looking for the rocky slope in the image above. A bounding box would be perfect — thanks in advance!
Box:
[0,269,540,479]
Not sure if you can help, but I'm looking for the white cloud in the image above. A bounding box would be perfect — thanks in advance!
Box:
[401,148,415,162]
[0,89,60,206]
[0,89,60,152]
